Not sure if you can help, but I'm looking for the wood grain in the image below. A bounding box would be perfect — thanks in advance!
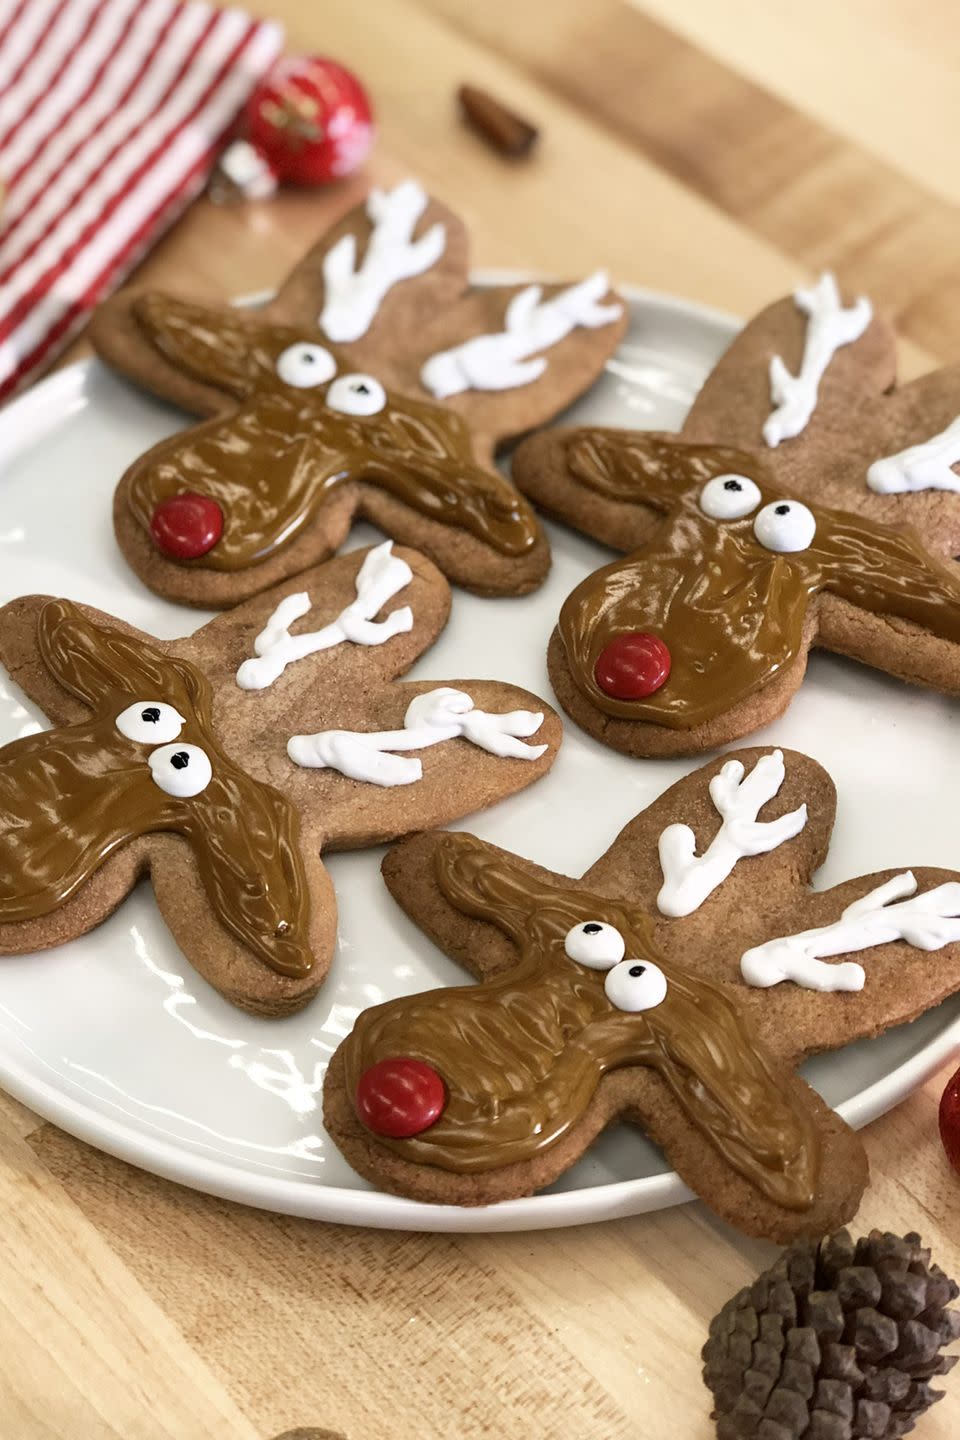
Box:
[8,0,960,1435]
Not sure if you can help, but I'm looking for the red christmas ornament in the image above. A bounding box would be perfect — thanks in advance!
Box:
[355,1057,446,1139]
[221,56,374,197]
[594,632,672,701]
[151,493,224,560]
[940,1064,960,1173]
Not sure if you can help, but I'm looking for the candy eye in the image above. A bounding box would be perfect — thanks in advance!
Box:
[276,343,336,389]
[699,474,762,521]
[326,373,387,416]
[564,921,625,970]
[115,701,185,745]
[604,960,668,1013]
[147,743,212,798]
[753,499,816,553]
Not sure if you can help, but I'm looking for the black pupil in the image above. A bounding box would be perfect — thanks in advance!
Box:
[355,382,370,394]
[775,504,790,515]
[142,707,160,724]
[303,352,314,362]
[723,479,742,491]
[583,923,602,934]
[629,964,646,978]
[171,751,190,770]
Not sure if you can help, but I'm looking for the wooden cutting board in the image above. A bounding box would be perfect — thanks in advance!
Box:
[8,1,960,1435]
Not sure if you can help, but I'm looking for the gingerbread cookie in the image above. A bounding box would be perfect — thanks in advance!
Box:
[324,747,960,1241]
[89,179,626,608]
[0,544,560,1016]
[511,275,960,756]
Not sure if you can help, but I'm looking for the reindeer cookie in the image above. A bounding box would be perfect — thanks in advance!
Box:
[89,179,626,608]
[323,748,960,1241]
[0,545,560,1016]
[512,274,960,756]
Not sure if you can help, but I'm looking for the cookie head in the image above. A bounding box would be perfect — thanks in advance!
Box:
[557,435,960,730]
[127,294,539,571]
[343,834,820,1209]
[560,462,819,728]
[0,600,314,979]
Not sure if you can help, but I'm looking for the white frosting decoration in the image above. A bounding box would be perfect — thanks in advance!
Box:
[319,180,447,344]
[763,273,873,448]
[657,750,808,918]
[740,871,960,993]
[420,273,622,399]
[866,415,960,495]
[287,687,547,786]
[753,499,817,553]
[275,343,336,389]
[236,542,414,691]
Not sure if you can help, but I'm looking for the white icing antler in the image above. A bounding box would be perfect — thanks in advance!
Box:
[320,180,447,344]
[867,415,960,495]
[420,272,622,399]
[656,750,808,918]
[763,272,873,448]
[236,541,414,690]
[740,871,960,993]
[287,687,547,786]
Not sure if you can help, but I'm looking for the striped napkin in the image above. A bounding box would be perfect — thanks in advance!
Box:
[0,0,284,400]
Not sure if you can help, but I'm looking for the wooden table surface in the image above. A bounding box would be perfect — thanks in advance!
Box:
[7,1,960,1436]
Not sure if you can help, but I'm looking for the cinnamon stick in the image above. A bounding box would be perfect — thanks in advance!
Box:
[457,85,539,159]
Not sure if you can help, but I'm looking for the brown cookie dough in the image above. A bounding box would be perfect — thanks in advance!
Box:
[0,546,561,1015]
[512,416,960,756]
[90,180,626,606]
[325,747,960,1240]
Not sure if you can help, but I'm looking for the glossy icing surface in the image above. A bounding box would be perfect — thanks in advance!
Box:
[0,601,314,977]
[344,836,821,1210]
[127,297,539,567]
[558,431,960,727]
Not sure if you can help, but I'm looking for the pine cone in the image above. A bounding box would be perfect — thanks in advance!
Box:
[703,1230,960,1439]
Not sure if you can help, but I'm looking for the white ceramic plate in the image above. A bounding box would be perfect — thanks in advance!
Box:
[2,285,959,1232]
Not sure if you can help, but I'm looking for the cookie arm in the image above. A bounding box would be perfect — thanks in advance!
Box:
[410,279,628,453]
[512,427,763,547]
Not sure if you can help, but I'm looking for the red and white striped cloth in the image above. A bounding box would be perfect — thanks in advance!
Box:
[0,0,283,400]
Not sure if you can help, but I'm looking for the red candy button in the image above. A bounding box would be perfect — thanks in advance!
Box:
[151,493,223,560]
[355,1057,446,1139]
[594,631,671,700]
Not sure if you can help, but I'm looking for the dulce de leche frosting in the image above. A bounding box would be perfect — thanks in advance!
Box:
[557,430,960,728]
[127,295,539,569]
[0,600,314,977]
[344,835,821,1211]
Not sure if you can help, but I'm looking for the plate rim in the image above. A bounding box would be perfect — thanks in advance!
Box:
[3,282,959,1232]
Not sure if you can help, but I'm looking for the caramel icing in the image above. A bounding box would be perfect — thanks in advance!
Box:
[344,835,820,1210]
[558,431,960,727]
[127,297,539,567]
[0,601,313,977]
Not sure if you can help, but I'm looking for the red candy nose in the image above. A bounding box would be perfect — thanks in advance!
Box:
[594,631,671,700]
[355,1057,446,1139]
[151,493,223,560]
